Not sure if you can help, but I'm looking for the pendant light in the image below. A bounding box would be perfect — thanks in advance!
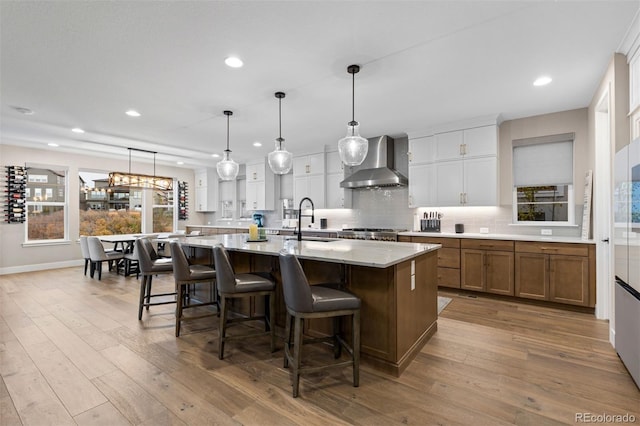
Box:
[216,110,239,181]
[268,91,293,174]
[338,64,368,166]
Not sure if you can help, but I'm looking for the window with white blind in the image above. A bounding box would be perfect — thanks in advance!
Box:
[512,133,575,224]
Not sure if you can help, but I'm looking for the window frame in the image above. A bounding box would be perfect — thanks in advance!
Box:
[511,133,576,226]
[24,164,69,245]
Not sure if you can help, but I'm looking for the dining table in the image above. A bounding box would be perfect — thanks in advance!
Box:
[98,233,157,253]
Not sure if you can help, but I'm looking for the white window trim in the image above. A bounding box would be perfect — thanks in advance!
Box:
[24,164,70,244]
[512,185,575,226]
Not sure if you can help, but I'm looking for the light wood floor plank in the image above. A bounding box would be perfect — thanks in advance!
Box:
[0,268,638,426]
[73,401,132,426]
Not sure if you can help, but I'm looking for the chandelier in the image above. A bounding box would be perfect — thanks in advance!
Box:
[108,148,173,191]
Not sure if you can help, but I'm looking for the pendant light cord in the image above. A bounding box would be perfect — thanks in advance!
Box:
[351,70,355,124]
[226,113,230,152]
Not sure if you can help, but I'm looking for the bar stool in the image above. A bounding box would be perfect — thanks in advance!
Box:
[87,236,125,280]
[170,241,218,337]
[278,253,361,398]
[212,245,276,360]
[136,238,175,320]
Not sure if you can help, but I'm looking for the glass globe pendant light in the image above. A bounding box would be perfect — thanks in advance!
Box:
[268,91,293,174]
[338,64,368,166]
[216,110,239,181]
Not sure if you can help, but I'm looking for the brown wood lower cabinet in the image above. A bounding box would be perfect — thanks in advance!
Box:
[410,237,461,288]
[460,239,514,295]
[515,241,594,307]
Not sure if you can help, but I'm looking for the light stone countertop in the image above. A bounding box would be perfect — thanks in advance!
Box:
[179,234,441,268]
[399,231,595,244]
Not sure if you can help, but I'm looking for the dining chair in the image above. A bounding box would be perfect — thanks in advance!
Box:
[136,238,174,320]
[170,241,218,336]
[87,236,125,280]
[279,253,361,398]
[212,245,276,360]
[79,236,91,276]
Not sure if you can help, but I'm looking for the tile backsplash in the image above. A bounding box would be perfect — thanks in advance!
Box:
[215,186,585,239]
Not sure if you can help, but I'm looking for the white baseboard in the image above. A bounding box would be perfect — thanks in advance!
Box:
[0,259,83,276]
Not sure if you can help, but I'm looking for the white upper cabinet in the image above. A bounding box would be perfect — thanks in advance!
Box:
[408,136,435,165]
[293,152,325,177]
[408,120,499,207]
[293,152,326,208]
[193,168,218,212]
[325,150,352,209]
[244,159,275,211]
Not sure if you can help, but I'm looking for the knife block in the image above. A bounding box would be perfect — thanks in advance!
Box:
[420,219,441,233]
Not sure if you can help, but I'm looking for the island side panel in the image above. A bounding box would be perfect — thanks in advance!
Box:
[395,251,438,371]
[347,265,397,364]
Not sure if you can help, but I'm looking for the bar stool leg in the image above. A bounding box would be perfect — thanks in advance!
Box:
[292,316,303,398]
[146,276,153,310]
[175,284,184,337]
[333,317,341,359]
[269,293,276,353]
[218,296,228,359]
[353,310,360,387]
[138,276,147,320]
[283,312,292,368]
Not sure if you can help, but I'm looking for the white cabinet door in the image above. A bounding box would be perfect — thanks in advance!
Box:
[408,136,435,165]
[195,187,208,212]
[434,131,464,161]
[408,163,435,207]
[326,172,351,208]
[435,160,464,206]
[246,181,266,211]
[464,157,497,206]
[326,150,344,174]
[246,162,265,182]
[293,152,326,176]
[294,175,325,209]
[307,152,325,175]
[195,170,207,188]
[463,125,497,158]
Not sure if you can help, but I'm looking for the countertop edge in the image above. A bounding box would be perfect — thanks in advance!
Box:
[399,231,595,244]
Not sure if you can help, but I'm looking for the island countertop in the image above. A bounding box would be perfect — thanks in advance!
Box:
[177,234,441,268]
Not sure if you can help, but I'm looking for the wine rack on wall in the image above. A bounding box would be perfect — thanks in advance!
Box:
[4,166,27,223]
[178,181,188,220]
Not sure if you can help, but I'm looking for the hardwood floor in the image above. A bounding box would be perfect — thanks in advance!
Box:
[1,267,638,425]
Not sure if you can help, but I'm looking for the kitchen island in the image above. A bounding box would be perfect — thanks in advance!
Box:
[179,234,441,376]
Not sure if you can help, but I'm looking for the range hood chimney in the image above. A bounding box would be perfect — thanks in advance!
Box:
[340,135,408,189]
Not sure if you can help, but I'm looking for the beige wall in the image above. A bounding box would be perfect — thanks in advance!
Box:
[0,144,200,273]
[499,108,590,208]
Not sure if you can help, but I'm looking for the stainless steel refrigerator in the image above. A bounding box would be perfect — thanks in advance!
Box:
[614,137,640,389]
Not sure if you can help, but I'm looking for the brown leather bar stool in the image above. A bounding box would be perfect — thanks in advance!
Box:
[170,241,218,337]
[212,245,276,360]
[136,238,175,320]
[278,253,361,398]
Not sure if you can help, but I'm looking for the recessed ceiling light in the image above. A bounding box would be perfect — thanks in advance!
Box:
[253,142,262,147]
[12,106,34,115]
[224,56,244,68]
[211,153,220,158]
[533,76,552,86]
[48,143,59,147]
[177,161,184,165]
[126,109,141,117]
[71,127,85,133]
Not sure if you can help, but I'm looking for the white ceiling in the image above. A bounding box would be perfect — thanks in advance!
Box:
[1,1,638,169]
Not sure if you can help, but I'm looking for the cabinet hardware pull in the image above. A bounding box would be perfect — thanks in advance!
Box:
[459,193,464,204]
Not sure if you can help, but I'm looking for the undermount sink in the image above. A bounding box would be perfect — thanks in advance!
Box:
[284,236,339,243]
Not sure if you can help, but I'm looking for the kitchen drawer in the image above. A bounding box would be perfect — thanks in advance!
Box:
[437,267,461,288]
[398,236,412,243]
[515,241,589,257]
[462,239,514,251]
[437,247,460,268]
[412,236,460,248]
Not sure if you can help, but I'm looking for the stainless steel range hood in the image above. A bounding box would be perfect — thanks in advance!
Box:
[340,135,408,189]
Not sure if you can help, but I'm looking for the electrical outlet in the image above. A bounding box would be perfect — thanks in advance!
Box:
[541,229,553,236]
[480,227,489,234]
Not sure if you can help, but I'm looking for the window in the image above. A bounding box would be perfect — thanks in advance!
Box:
[152,188,175,232]
[512,133,575,224]
[25,166,68,242]
[79,171,141,235]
